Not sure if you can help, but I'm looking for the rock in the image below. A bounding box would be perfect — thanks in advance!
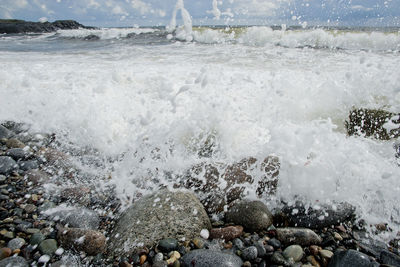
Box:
[271,251,292,266]
[23,204,37,213]
[0,229,14,239]
[276,228,322,246]
[38,239,58,255]
[4,138,25,149]
[0,156,18,175]
[225,200,273,232]
[181,249,243,267]
[18,160,39,171]
[25,170,51,185]
[158,238,178,253]
[0,248,11,260]
[30,232,46,245]
[43,205,100,229]
[346,108,400,140]
[6,148,31,160]
[267,238,282,249]
[0,256,29,267]
[0,125,14,139]
[60,186,91,205]
[109,190,211,255]
[1,122,29,134]
[180,156,280,213]
[242,246,258,261]
[36,148,71,169]
[320,249,334,259]
[58,227,106,255]
[7,238,25,251]
[328,249,375,267]
[281,202,356,229]
[232,238,245,250]
[192,237,205,249]
[254,241,267,257]
[0,19,93,34]
[283,245,304,262]
[380,250,400,266]
[209,226,243,241]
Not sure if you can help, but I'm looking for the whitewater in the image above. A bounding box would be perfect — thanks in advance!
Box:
[1,25,400,240]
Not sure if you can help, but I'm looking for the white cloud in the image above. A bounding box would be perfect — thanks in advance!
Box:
[130,0,151,14]
[112,5,129,15]
[230,0,290,16]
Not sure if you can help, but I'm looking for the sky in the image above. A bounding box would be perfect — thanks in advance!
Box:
[0,0,399,27]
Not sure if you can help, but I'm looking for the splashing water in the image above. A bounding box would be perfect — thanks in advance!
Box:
[167,0,193,41]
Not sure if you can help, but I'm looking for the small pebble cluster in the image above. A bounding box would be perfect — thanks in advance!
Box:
[1,121,400,267]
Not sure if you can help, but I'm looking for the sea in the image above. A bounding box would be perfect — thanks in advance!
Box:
[1,24,400,240]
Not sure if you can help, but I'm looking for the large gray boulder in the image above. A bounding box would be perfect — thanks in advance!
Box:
[109,190,211,255]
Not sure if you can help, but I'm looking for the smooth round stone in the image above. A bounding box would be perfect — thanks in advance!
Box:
[30,232,46,245]
[182,249,243,267]
[154,252,164,262]
[328,249,375,267]
[0,175,6,182]
[158,238,178,252]
[0,256,29,267]
[320,249,334,259]
[23,204,37,213]
[242,246,258,261]
[0,156,18,175]
[254,241,267,258]
[0,247,11,260]
[233,238,244,250]
[6,148,30,160]
[283,245,304,262]
[38,255,50,264]
[192,237,205,249]
[38,239,58,255]
[7,238,25,251]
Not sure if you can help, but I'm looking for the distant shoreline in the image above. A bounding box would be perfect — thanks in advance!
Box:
[0,19,95,34]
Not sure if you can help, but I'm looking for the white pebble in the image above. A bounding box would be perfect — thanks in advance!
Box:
[55,247,64,255]
[38,255,50,263]
[200,229,209,239]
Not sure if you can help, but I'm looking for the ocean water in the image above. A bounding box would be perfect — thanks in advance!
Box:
[1,26,400,239]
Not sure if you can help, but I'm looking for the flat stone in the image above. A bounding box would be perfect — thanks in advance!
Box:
[7,238,25,251]
[181,249,243,267]
[281,202,356,229]
[210,226,243,241]
[0,156,18,175]
[380,250,400,266]
[283,245,304,262]
[43,205,100,229]
[328,249,375,267]
[38,239,58,255]
[109,190,211,256]
[57,227,106,256]
[0,256,29,267]
[320,249,334,259]
[276,228,322,246]
[225,200,273,232]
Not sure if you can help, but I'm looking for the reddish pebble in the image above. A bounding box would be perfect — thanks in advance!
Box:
[139,254,147,265]
[335,225,347,233]
[210,226,243,241]
[0,247,12,260]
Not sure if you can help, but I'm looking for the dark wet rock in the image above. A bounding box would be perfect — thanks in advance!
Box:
[254,241,267,257]
[210,226,243,241]
[281,202,356,229]
[180,156,280,213]
[232,238,245,250]
[1,122,30,135]
[43,205,100,229]
[57,227,106,255]
[0,19,93,34]
[38,239,58,255]
[158,238,178,253]
[6,148,31,160]
[358,240,388,258]
[181,249,243,267]
[0,125,14,139]
[225,200,273,232]
[0,256,29,267]
[328,249,375,267]
[380,250,400,266]
[0,156,18,175]
[346,108,400,140]
[276,228,322,246]
[242,246,258,261]
[109,190,211,255]
[18,160,39,171]
[84,34,100,40]
[267,238,282,249]
[30,232,46,245]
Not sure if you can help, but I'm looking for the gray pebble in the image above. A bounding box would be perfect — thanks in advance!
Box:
[38,239,58,255]
[7,238,26,251]
[18,160,39,171]
[0,256,28,267]
[283,245,304,262]
[30,232,46,245]
[6,148,31,160]
[0,156,18,175]
[0,125,14,139]
[242,246,258,261]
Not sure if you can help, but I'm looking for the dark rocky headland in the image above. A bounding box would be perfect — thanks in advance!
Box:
[0,111,400,267]
[0,19,94,34]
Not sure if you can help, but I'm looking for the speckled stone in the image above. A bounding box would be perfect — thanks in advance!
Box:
[7,238,25,251]
[0,256,29,267]
[276,228,322,246]
[242,246,258,261]
[182,249,243,267]
[283,245,304,262]
[38,239,58,255]
[0,156,18,175]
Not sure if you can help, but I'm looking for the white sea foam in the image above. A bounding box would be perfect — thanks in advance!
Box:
[55,27,158,39]
[0,29,399,239]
